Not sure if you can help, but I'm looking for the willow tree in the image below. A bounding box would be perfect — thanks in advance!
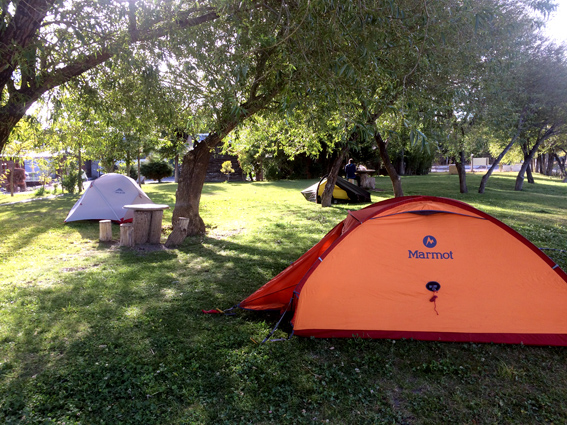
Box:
[478,41,567,193]
[46,52,179,182]
[162,3,311,238]
[294,0,506,198]
[0,0,234,154]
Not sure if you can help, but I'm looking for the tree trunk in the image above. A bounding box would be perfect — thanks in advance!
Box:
[137,149,142,185]
[515,128,554,191]
[164,217,189,248]
[520,142,535,184]
[454,151,468,193]
[375,130,403,197]
[168,135,218,237]
[125,150,132,179]
[77,146,82,193]
[555,153,566,179]
[9,161,14,196]
[479,113,525,194]
[545,153,555,176]
[526,162,534,184]
[515,162,529,191]
[321,144,349,207]
[174,154,179,183]
[166,82,282,243]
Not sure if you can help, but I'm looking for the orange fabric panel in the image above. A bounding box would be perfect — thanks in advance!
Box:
[374,199,484,218]
[346,196,483,227]
[238,222,344,311]
[293,212,567,335]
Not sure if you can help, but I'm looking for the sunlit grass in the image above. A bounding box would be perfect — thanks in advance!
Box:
[1,174,567,424]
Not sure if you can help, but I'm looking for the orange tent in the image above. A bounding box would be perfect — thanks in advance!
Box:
[239,196,567,345]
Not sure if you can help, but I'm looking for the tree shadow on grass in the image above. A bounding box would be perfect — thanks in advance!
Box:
[0,230,331,423]
[4,214,567,423]
[0,197,80,258]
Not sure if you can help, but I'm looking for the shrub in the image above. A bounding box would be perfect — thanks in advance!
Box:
[140,160,173,182]
[117,163,138,180]
[220,161,235,181]
[61,172,79,194]
[129,167,138,181]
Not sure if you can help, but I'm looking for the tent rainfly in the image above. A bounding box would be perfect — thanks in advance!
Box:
[64,173,154,223]
[301,176,371,204]
[239,196,567,346]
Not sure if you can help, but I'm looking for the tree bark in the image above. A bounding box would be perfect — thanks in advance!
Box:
[254,158,264,181]
[526,162,534,184]
[320,144,349,207]
[479,112,525,194]
[174,154,179,183]
[375,130,403,197]
[77,145,82,193]
[0,49,113,154]
[169,134,218,237]
[164,217,190,248]
[9,161,14,197]
[515,126,555,191]
[137,149,142,185]
[454,151,468,193]
[554,153,566,179]
[520,142,535,184]
[545,153,555,176]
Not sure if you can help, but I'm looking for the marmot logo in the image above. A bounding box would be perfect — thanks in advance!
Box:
[408,235,454,260]
[423,235,437,248]
[114,188,126,194]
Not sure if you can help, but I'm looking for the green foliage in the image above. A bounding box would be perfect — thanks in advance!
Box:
[262,150,322,181]
[118,162,139,181]
[33,186,46,197]
[129,167,139,181]
[61,171,80,194]
[384,125,436,175]
[140,161,173,183]
[220,160,235,181]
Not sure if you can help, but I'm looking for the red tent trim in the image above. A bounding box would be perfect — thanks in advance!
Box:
[295,329,567,346]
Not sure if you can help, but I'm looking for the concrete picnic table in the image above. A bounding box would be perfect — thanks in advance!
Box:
[123,203,169,245]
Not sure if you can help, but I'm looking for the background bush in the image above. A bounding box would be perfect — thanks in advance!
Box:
[140,161,173,182]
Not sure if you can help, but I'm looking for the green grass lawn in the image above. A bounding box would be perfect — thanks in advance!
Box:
[2,173,567,424]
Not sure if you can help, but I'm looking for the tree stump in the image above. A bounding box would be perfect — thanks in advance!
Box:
[165,217,190,248]
[133,210,152,244]
[120,223,134,247]
[99,220,112,242]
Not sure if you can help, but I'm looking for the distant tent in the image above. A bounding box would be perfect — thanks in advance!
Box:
[301,176,371,204]
[65,173,153,223]
[240,196,567,346]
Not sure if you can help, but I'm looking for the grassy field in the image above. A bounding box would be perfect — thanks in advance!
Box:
[1,173,567,424]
